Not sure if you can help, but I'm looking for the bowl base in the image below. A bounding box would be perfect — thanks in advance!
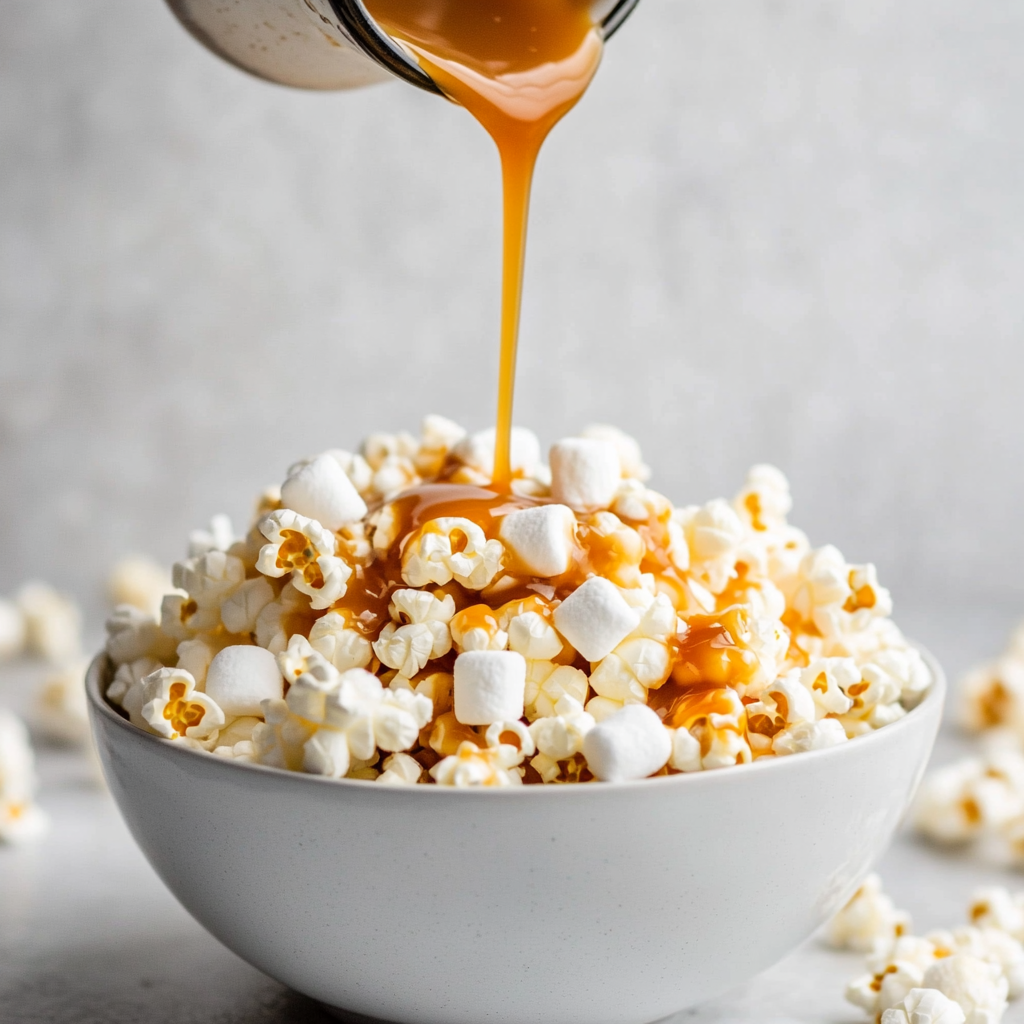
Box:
[318,1003,680,1024]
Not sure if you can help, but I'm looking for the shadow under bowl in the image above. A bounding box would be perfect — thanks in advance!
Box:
[87,650,944,1024]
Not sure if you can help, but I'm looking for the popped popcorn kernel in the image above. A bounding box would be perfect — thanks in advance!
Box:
[102,422,928,786]
[257,509,351,610]
[827,874,912,953]
[0,709,49,845]
[140,667,226,742]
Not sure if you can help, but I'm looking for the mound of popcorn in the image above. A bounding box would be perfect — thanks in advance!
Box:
[102,418,930,786]
[834,877,1024,1024]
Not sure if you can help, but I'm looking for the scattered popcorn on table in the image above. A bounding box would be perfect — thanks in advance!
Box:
[826,873,912,953]
[101,419,929,785]
[0,709,49,845]
[914,746,1024,867]
[841,878,1024,1024]
[17,582,82,665]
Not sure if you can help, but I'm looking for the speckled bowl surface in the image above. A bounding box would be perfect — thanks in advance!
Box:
[87,649,944,1024]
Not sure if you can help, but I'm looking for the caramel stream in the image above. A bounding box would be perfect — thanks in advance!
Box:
[363,0,604,488]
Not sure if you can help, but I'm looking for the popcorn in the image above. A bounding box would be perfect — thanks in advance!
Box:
[257,509,351,609]
[733,464,792,534]
[774,718,848,756]
[581,704,671,782]
[961,658,1024,735]
[826,874,912,953]
[549,438,621,513]
[922,954,1008,1024]
[377,752,425,785]
[552,577,640,663]
[529,696,595,782]
[523,660,589,721]
[140,667,226,741]
[105,605,177,666]
[497,504,576,577]
[800,657,858,718]
[402,517,504,590]
[449,604,507,653]
[454,650,526,725]
[220,576,276,636]
[415,414,467,478]
[33,658,90,744]
[0,598,26,660]
[880,989,966,1024]
[204,646,284,718]
[968,889,1024,942]
[507,611,563,661]
[580,424,650,481]
[103,421,926,786]
[308,611,373,672]
[914,752,1024,847]
[373,589,456,676]
[451,426,541,482]
[171,551,247,632]
[430,740,525,787]
[281,453,368,530]
[17,582,82,664]
[107,556,173,617]
[679,500,745,595]
[188,513,237,557]
[0,710,49,845]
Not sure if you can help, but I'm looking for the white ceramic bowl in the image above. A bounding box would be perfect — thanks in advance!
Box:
[87,651,944,1024]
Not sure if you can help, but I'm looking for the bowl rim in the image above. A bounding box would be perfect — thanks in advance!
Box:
[87,642,946,798]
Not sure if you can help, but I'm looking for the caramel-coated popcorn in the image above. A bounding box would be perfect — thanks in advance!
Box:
[104,418,928,786]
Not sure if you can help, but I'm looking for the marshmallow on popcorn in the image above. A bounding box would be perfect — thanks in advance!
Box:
[553,577,640,664]
[454,650,526,725]
[497,504,576,577]
[281,453,368,531]
[582,704,671,782]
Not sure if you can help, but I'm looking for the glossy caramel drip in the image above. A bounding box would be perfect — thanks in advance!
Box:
[363,0,603,488]
[648,612,756,727]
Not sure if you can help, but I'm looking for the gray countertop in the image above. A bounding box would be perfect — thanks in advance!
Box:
[3,603,1023,1024]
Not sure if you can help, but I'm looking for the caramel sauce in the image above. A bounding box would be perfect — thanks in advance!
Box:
[648,612,758,728]
[363,0,603,488]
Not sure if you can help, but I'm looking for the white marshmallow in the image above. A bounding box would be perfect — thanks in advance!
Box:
[549,438,621,513]
[281,453,368,531]
[205,646,284,718]
[581,704,671,782]
[497,505,576,577]
[454,651,526,725]
[553,577,641,662]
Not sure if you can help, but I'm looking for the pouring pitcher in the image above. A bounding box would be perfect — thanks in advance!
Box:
[165,0,640,92]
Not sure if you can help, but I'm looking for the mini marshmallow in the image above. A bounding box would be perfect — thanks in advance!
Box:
[454,650,526,725]
[497,504,576,577]
[549,438,621,513]
[581,704,671,782]
[552,577,640,663]
[281,453,368,531]
[205,645,284,718]
[580,424,650,481]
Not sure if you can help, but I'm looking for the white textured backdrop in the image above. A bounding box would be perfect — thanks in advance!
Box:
[1,0,1022,627]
